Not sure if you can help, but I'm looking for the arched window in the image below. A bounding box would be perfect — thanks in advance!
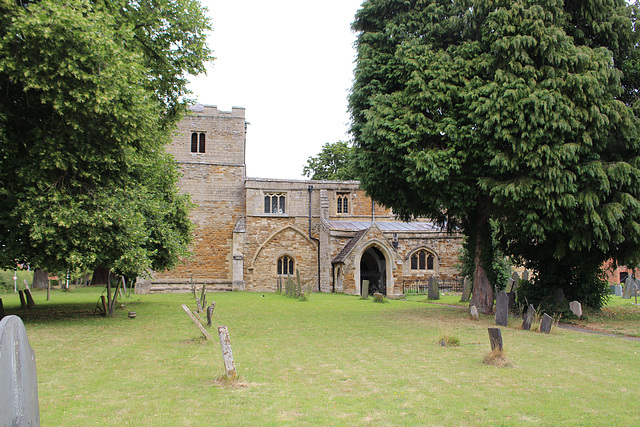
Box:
[337,192,349,214]
[191,132,206,153]
[410,250,435,271]
[264,193,286,214]
[277,255,294,276]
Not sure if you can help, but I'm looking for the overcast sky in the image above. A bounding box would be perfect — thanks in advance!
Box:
[187,0,365,180]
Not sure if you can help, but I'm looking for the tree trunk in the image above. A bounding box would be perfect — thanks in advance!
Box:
[91,267,110,286]
[469,204,494,314]
[32,268,48,289]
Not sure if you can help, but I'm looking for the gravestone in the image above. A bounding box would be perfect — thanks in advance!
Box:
[540,313,553,333]
[511,271,520,285]
[614,285,623,297]
[461,277,471,302]
[488,328,503,352]
[24,289,36,309]
[622,275,635,299]
[495,291,508,326]
[522,270,530,282]
[0,315,40,426]
[217,326,237,378]
[427,276,439,300]
[505,278,515,293]
[569,301,582,318]
[18,290,27,309]
[362,280,369,299]
[609,284,616,295]
[470,305,479,320]
[522,304,535,331]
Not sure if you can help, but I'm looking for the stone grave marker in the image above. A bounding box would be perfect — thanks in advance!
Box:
[610,284,616,295]
[540,313,553,333]
[427,276,439,300]
[522,304,535,331]
[18,290,27,309]
[461,277,471,302]
[522,270,530,282]
[362,280,369,299]
[0,315,40,426]
[505,278,515,293]
[24,289,36,309]
[495,291,508,326]
[614,285,623,297]
[570,301,582,318]
[218,326,237,378]
[622,275,635,299]
[511,271,520,285]
[470,305,479,320]
[488,328,503,352]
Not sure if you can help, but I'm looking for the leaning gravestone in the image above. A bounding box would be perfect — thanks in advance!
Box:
[470,305,479,320]
[570,301,582,318]
[24,289,36,309]
[0,315,40,426]
[522,304,535,331]
[540,313,553,333]
[488,328,503,352]
[427,276,439,300]
[461,277,471,303]
[495,291,508,326]
[623,275,635,299]
[505,278,515,293]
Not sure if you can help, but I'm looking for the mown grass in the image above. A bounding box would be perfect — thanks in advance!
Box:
[1,288,639,425]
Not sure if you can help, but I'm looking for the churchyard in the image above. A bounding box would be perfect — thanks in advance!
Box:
[2,287,640,425]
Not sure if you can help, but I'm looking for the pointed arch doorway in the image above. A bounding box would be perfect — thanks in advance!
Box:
[360,246,386,295]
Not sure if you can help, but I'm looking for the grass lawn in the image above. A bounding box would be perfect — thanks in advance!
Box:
[1,288,639,425]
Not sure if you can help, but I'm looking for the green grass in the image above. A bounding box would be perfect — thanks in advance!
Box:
[0,269,34,293]
[2,288,639,425]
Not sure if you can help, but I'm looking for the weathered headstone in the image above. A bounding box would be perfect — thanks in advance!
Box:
[522,270,530,282]
[488,328,503,352]
[540,313,553,333]
[18,290,27,310]
[511,271,520,284]
[24,289,36,309]
[207,303,215,327]
[522,304,535,331]
[181,304,213,341]
[495,291,508,326]
[505,278,515,293]
[623,275,635,299]
[470,305,479,320]
[569,301,582,318]
[461,277,471,302]
[614,285,623,297]
[362,280,369,299]
[217,325,237,378]
[427,276,439,300]
[0,315,40,426]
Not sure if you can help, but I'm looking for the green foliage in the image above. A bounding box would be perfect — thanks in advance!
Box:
[0,0,210,276]
[350,0,640,310]
[302,141,359,181]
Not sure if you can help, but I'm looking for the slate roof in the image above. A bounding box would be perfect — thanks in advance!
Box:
[326,220,441,232]
[332,229,367,264]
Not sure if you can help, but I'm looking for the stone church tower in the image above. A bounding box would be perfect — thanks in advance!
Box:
[138,104,463,295]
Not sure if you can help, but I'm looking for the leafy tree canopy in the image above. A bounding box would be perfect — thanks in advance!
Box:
[350,0,640,313]
[302,141,359,181]
[0,0,210,277]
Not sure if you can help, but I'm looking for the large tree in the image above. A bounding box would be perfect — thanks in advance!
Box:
[0,0,209,278]
[302,141,359,181]
[350,0,640,313]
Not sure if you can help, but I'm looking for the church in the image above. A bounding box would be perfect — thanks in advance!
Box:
[136,105,464,296]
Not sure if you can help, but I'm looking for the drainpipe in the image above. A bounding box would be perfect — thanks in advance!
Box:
[308,185,321,292]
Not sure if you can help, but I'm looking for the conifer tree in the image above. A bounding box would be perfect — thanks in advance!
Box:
[350,0,640,313]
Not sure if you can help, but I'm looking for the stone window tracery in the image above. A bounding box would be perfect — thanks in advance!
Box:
[191,132,206,153]
[410,249,435,270]
[264,193,286,214]
[277,255,294,276]
[337,192,349,214]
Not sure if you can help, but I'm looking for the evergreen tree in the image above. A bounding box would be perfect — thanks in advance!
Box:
[350,0,640,313]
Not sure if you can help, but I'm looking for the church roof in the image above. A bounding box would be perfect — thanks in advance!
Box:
[332,229,367,264]
[326,220,441,232]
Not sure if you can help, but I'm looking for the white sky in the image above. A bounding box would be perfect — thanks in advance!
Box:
[187,0,365,180]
